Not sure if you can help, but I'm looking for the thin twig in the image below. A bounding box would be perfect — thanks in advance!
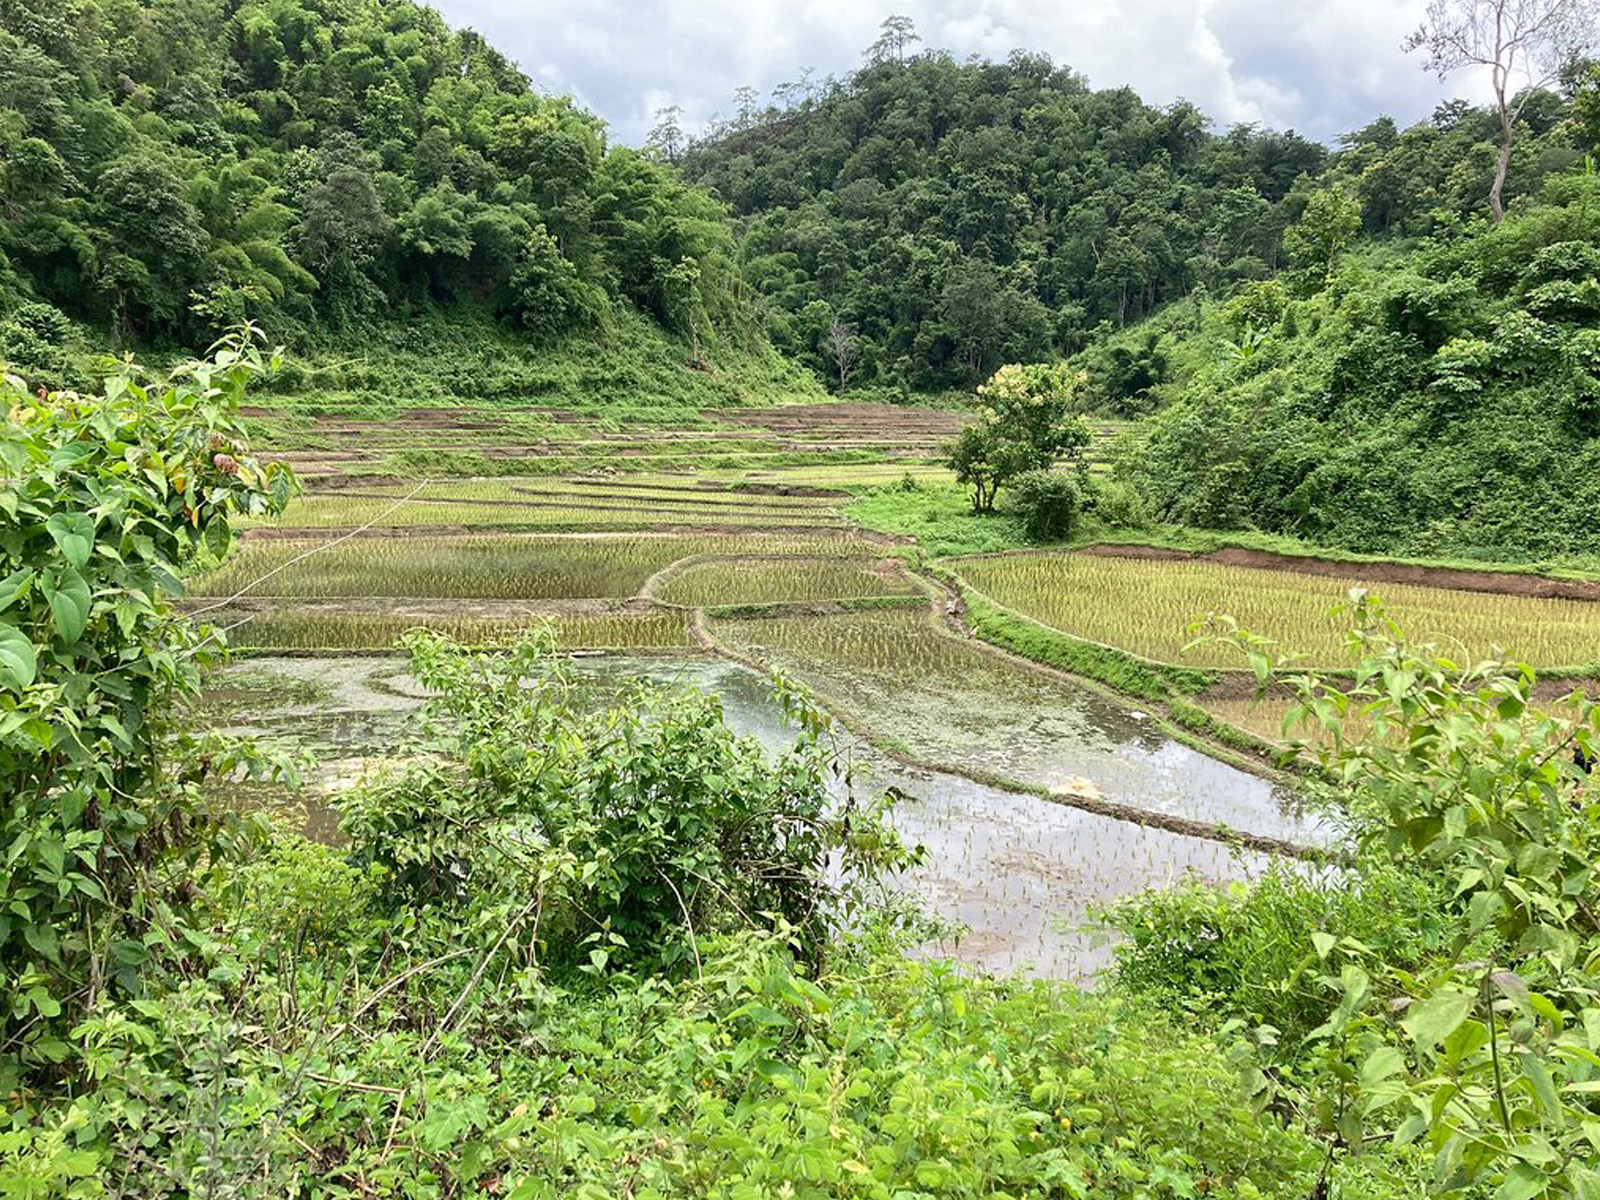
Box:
[422,891,543,1058]
[327,947,475,1043]
[659,869,704,982]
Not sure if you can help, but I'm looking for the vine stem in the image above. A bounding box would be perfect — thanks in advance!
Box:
[1484,966,1511,1132]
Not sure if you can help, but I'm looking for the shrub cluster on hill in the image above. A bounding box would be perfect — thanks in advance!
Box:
[1116,173,1600,562]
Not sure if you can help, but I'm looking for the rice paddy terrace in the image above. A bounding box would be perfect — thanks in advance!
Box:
[195,398,1600,975]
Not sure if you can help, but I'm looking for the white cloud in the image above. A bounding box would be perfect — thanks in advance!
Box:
[431,0,1477,145]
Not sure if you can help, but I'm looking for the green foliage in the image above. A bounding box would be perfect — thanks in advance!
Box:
[1105,864,1459,1047]
[1085,477,1152,528]
[1007,469,1082,541]
[0,329,294,1066]
[2,610,1389,1197]
[265,304,820,413]
[686,47,1581,393]
[683,52,1333,389]
[1123,596,1600,1197]
[0,0,771,371]
[1282,186,1362,290]
[339,629,914,971]
[847,482,1030,558]
[1118,175,1600,562]
[6,916,1387,1197]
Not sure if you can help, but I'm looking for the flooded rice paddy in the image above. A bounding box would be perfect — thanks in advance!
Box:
[204,651,1324,980]
[709,609,1325,845]
[198,455,1347,982]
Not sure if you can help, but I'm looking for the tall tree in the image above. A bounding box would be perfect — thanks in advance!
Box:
[866,15,919,65]
[646,104,686,163]
[821,317,860,391]
[1405,0,1598,221]
[733,85,759,128]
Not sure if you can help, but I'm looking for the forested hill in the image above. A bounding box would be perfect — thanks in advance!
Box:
[681,48,1588,394]
[0,0,809,402]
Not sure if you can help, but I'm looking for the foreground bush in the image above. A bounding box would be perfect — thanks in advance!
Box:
[1111,595,1600,1199]
[1006,469,1083,542]
[1,630,1418,1197]
[8,892,1391,1198]
[0,329,295,1070]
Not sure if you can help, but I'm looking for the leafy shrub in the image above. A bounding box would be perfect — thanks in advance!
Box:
[338,629,915,972]
[1104,863,1460,1046]
[1006,469,1082,541]
[1086,477,1151,528]
[0,329,296,1068]
[1180,596,1600,1197]
[0,302,75,387]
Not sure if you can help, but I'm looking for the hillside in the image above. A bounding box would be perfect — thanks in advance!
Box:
[0,0,814,405]
[681,40,1600,561]
[1114,171,1600,564]
[682,46,1586,395]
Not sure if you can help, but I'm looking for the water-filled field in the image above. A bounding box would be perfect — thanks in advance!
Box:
[708,608,1321,845]
[201,654,1279,978]
[187,422,1600,985]
[653,556,922,606]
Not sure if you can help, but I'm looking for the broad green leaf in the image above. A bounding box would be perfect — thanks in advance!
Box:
[1360,1045,1406,1089]
[1520,1051,1562,1122]
[1402,988,1475,1050]
[43,568,91,646]
[0,567,31,611]
[22,919,60,964]
[1495,1163,1550,1200]
[45,511,96,568]
[0,622,36,691]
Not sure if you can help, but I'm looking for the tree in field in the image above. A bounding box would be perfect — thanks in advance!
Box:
[821,318,860,391]
[866,15,919,64]
[1283,187,1362,289]
[1405,0,1599,221]
[947,362,1091,513]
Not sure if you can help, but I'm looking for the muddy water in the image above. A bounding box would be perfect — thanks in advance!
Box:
[206,653,1306,979]
[708,611,1331,846]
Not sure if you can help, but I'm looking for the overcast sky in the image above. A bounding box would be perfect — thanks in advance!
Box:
[432,0,1480,147]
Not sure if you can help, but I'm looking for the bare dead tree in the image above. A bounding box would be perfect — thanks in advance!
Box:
[1405,0,1598,221]
[821,319,860,392]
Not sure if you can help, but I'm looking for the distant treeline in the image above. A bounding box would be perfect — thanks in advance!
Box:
[0,0,752,382]
[682,44,1596,392]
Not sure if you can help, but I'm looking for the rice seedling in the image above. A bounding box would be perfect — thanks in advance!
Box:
[953,553,1600,670]
[656,557,921,607]
[192,533,870,601]
[208,605,696,652]
[249,477,852,531]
